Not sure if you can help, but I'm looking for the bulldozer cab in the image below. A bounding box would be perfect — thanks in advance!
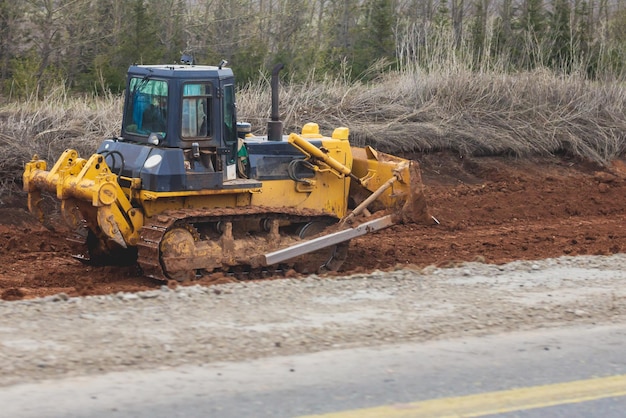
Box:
[113,64,245,189]
[121,65,238,155]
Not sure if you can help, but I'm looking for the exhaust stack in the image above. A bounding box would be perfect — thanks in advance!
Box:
[267,63,284,141]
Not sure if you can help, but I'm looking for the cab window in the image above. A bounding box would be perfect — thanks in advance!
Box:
[223,84,237,145]
[124,78,168,135]
[182,83,212,138]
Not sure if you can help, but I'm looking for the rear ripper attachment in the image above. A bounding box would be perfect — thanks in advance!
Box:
[23,61,431,281]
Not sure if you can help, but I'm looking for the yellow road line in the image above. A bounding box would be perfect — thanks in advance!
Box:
[299,374,626,418]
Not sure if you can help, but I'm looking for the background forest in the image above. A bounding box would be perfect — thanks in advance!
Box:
[2,0,626,96]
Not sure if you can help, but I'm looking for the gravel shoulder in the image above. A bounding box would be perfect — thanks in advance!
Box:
[1,254,625,387]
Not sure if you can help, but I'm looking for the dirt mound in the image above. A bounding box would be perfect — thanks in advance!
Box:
[3,152,626,300]
[344,153,626,270]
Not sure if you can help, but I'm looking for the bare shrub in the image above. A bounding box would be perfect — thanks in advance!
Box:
[0,88,122,200]
[239,67,626,163]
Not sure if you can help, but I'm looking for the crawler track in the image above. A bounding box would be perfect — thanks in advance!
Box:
[136,207,339,281]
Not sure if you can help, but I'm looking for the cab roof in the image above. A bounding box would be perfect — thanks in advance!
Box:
[127,64,234,80]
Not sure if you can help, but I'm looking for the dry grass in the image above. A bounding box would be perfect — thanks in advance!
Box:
[0,88,121,200]
[2,68,626,201]
[239,67,626,162]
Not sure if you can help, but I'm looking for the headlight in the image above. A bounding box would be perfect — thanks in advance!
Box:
[144,154,162,169]
[148,132,160,145]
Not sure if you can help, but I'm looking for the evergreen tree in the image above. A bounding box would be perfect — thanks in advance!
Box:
[573,0,590,54]
[522,0,546,36]
[0,0,21,86]
[90,0,127,93]
[571,0,596,76]
[491,0,515,70]
[200,0,268,84]
[209,0,243,62]
[271,0,312,80]
[470,0,488,69]
[353,0,395,78]
[320,0,360,76]
[159,0,187,65]
[603,9,626,78]
[118,0,165,66]
[549,0,572,72]
[519,0,547,69]
[63,0,99,90]
[434,0,451,29]
[451,0,465,49]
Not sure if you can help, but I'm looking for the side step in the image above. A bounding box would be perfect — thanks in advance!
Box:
[260,215,395,266]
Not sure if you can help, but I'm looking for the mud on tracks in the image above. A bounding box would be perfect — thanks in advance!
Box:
[2,152,626,300]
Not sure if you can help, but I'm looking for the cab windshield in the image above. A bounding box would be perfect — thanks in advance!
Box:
[124,78,168,136]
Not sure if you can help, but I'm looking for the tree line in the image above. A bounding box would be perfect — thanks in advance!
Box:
[1,0,626,98]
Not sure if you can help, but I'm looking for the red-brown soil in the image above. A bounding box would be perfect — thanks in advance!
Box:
[3,152,626,300]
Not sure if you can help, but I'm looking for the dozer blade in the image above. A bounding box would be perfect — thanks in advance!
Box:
[399,161,432,224]
[259,214,395,267]
[349,147,431,225]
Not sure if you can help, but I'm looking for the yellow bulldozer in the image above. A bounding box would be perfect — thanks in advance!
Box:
[23,62,430,281]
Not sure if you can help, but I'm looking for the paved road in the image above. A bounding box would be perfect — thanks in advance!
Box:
[1,323,625,418]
